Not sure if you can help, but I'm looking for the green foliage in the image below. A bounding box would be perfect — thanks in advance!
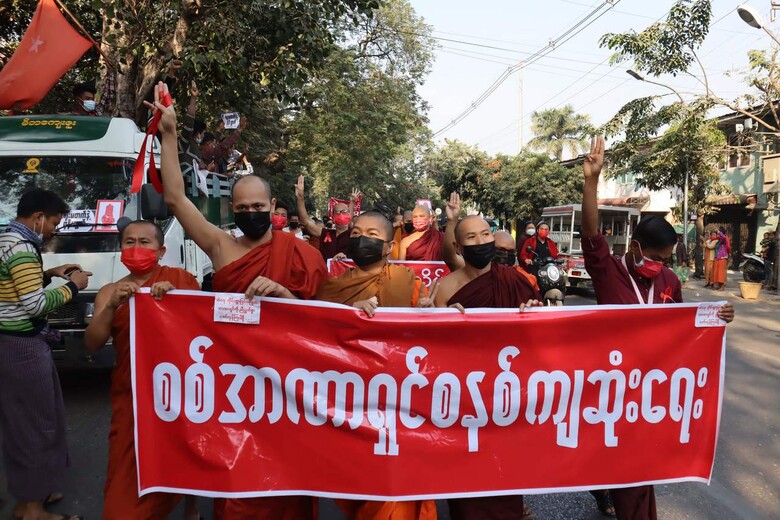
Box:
[599,0,711,77]
[424,140,582,221]
[527,105,592,161]
[1,0,382,121]
[603,98,728,215]
[599,0,726,220]
[284,0,437,213]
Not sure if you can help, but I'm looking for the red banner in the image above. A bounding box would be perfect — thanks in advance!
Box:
[327,259,450,287]
[328,196,361,217]
[131,292,726,499]
[0,0,92,110]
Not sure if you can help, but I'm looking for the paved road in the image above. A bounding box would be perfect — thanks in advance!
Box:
[1,282,777,519]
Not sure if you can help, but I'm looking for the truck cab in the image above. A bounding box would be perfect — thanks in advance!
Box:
[542,203,640,288]
[0,115,231,367]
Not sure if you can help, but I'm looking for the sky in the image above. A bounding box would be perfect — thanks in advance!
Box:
[410,0,779,157]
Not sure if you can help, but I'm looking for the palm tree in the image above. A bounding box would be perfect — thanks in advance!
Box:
[528,105,592,161]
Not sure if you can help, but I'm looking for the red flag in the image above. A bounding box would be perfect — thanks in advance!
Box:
[0,0,92,110]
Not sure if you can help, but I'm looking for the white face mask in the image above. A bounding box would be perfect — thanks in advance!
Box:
[82,99,96,112]
[526,228,536,237]
[33,217,44,241]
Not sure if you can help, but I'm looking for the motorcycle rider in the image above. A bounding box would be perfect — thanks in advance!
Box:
[520,221,559,276]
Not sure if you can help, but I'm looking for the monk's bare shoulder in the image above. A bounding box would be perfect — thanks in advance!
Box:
[435,270,467,306]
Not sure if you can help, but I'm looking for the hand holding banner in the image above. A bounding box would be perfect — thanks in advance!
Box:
[131,292,726,499]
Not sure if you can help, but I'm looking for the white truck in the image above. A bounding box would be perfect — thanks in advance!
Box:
[0,115,231,367]
[541,203,640,288]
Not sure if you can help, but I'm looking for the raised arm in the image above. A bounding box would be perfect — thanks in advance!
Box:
[442,192,465,271]
[349,188,361,218]
[146,81,230,259]
[582,136,604,239]
[295,175,324,237]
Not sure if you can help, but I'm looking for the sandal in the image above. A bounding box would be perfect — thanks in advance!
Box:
[591,490,616,517]
[521,503,535,519]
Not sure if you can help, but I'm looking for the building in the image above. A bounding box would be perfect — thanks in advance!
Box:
[710,106,780,265]
[559,156,678,220]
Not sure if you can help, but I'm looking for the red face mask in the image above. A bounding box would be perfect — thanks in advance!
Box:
[334,213,351,227]
[633,243,664,279]
[412,217,430,232]
[271,214,287,230]
[121,246,159,276]
[538,228,550,239]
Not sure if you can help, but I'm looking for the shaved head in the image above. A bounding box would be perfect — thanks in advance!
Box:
[494,230,515,251]
[120,220,164,246]
[454,215,491,244]
[231,175,273,201]
[413,205,432,217]
[354,211,394,241]
[402,210,413,221]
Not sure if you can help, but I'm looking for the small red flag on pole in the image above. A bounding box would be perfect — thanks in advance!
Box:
[0,0,92,110]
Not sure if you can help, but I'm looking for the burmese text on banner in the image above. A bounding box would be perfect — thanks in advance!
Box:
[130,291,726,499]
[327,259,450,286]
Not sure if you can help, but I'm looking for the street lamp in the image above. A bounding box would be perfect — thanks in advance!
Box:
[626,69,690,253]
[625,69,685,103]
[737,4,780,45]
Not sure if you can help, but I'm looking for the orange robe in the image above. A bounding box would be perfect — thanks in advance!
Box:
[317,264,435,520]
[405,228,444,261]
[316,264,423,307]
[391,227,409,260]
[514,266,539,293]
[103,266,200,520]
[211,230,327,297]
[211,231,326,520]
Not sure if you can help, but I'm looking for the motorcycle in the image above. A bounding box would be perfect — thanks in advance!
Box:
[526,247,566,306]
[739,253,766,283]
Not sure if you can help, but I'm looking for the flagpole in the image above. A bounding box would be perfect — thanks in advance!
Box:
[52,0,116,71]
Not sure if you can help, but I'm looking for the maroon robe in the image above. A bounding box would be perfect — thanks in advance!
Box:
[446,263,539,519]
[319,227,351,260]
[583,232,677,520]
[448,263,540,308]
[405,227,444,261]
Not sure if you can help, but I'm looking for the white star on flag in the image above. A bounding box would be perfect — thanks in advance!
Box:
[29,36,44,53]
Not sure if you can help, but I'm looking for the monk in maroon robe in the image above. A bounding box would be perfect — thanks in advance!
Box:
[435,215,540,520]
[400,205,444,261]
[580,136,735,520]
[150,81,327,519]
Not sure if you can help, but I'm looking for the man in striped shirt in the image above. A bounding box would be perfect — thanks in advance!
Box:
[0,189,91,520]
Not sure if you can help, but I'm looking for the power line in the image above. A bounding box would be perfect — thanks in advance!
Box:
[433,0,622,138]
[474,0,754,149]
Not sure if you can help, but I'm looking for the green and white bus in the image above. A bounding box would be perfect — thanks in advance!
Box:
[0,115,232,367]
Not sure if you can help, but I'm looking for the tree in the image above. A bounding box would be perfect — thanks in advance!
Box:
[423,141,582,221]
[599,0,725,276]
[284,0,437,213]
[1,0,382,125]
[528,105,592,161]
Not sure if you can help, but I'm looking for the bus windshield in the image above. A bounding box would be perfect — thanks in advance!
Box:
[0,156,133,225]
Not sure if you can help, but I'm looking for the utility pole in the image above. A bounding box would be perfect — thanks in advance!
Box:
[518,67,524,153]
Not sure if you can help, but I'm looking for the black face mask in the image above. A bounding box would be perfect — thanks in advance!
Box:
[403,222,414,234]
[493,249,517,266]
[347,236,387,267]
[462,241,496,269]
[289,221,300,230]
[234,211,271,240]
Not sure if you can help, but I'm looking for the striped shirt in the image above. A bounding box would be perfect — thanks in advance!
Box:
[0,223,79,336]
